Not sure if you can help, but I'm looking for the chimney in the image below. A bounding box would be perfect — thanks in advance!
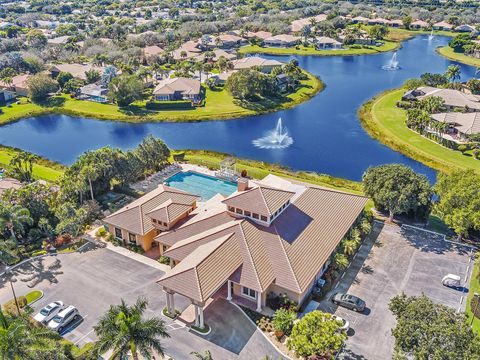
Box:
[237,177,249,192]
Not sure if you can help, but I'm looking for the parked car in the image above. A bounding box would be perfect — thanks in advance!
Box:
[331,293,366,312]
[33,301,64,324]
[47,305,79,332]
[442,274,461,288]
[333,315,350,332]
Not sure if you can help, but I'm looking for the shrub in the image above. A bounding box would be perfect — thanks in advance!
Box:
[105,233,114,242]
[3,296,27,314]
[146,100,194,110]
[159,256,170,265]
[473,149,480,160]
[272,308,296,336]
[31,250,47,257]
[458,144,468,154]
[55,234,73,247]
[95,227,107,237]
[256,316,274,332]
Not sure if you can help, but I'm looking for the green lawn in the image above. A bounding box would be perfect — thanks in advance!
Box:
[385,28,457,42]
[0,145,64,181]
[466,258,480,333]
[359,88,480,174]
[25,290,43,304]
[436,46,480,67]
[0,71,322,124]
[239,41,399,57]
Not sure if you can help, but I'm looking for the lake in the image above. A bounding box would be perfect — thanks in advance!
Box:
[0,35,475,182]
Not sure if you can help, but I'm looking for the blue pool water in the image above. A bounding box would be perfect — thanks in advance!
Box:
[165,171,237,200]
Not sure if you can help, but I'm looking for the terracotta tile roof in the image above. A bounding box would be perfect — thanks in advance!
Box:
[222,185,295,217]
[104,185,199,235]
[146,199,193,223]
[153,77,201,96]
[144,45,164,56]
[158,233,242,303]
[231,56,283,70]
[49,63,105,81]
[417,87,480,110]
[431,112,480,135]
[157,183,367,297]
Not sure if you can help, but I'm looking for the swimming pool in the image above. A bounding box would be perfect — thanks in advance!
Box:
[165,171,237,201]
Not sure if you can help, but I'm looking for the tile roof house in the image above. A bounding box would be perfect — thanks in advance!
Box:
[231,56,283,73]
[246,31,272,40]
[0,178,22,195]
[104,184,200,250]
[144,45,164,57]
[455,24,476,32]
[410,20,429,29]
[49,63,105,81]
[431,112,480,141]
[152,77,202,102]
[0,74,31,96]
[433,21,453,31]
[290,14,327,33]
[315,36,342,49]
[263,34,300,48]
[78,83,108,103]
[404,87,480,111]
[156,175,367,328]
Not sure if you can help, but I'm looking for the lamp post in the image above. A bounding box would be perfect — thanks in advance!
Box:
[471,293,479,327]
[5,268,20,315]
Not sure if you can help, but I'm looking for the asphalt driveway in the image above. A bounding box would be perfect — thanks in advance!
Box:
[317,222,474,360]
[0,245,284,359]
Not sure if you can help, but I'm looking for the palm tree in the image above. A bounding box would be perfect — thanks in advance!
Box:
[93,297,169,360]
[445,65,461,83]
[341,239,357,257]
[333,253,349,270]
[0,203,33,240]
[80,164,98,201]
[191,350,214,360]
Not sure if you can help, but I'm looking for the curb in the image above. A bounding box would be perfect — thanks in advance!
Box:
[230,302,293,360]
[189,324,212,336]
[27,290,44,306]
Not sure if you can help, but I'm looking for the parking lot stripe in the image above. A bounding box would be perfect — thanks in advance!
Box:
[74,329,94,345]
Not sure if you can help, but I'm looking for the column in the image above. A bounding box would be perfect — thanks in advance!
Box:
[170,293,175,314]
[194,304,199,327]
[165,292,171,314]
[199,306,204,329]
[256,292,262,312]
[227,280,232,301]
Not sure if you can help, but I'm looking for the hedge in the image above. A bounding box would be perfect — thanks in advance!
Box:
[146,100,194,110]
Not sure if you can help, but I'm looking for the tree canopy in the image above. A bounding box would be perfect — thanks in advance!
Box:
[26,74,59,102]
[108,74,144,106]
[362,164,432,221]
[389,293,480,360]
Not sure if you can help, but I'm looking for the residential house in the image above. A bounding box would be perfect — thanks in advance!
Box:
[351,16,369,24]
[0,178,22,195]
[153,77,202,102]
[430,112,480,142]
[0,74,30,96]
[246,31,272,41]
[276,74,295,92]
[49,63,105,81]
[433,21,453,31]
[144,45,164,58]
[47,36,70,46]
[77,83,108,103]
[172,40,204,60]
[231,56,283,73]
[388,19,403,28]
[214,34,247,49]
[263,34,300,48]
[0,89,16,102]
[315,36,342,50]
[104,185,200,251]
[455,24,476,32]
[402,87,480,111]
[410,20,429,29]
[156,175,367,328]
[290,14,327,33]
[35,20,59,29]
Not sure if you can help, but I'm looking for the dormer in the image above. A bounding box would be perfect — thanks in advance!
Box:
[222,185,295,226]
[146,199,195,231]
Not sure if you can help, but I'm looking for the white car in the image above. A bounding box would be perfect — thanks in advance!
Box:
[47,305,79,332]
[33,301,64,324]
[333,315,350,332]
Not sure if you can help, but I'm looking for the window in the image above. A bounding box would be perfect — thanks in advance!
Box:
[114,228,122,239]
[163,222,168,227]
[244,210,251,217]
[228,206,235,212]
[152,219,157,224]
[260,215,268,222]
[128,233,136,244]
[252,213,259,219]
[236,208,243,215]
[242,286,256,299]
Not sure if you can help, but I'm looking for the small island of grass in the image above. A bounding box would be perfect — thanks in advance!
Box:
[436,45,480,67]
[0,70,322,124]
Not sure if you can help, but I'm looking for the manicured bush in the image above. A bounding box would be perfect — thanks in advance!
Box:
[146,100,194,110]
[256,316,274,332]
[31,250,47,257]
[158,256,170,265]
[96,227,107,237]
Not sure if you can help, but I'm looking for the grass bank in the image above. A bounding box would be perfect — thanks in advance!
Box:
[466,258,480,334]
[239,41,399,57]
[0,145,65,181]
[0,71,322,124]
[436,46,480,67]
[358,88,480,174]
[385,28,457,42]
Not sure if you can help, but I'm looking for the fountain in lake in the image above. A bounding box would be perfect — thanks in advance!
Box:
[252,118,293,149]
[428,29,434,42]
[382,52,400,70]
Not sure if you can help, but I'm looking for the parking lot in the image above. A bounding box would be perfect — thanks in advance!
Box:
[0,244,284,359]
[318,222,474,360]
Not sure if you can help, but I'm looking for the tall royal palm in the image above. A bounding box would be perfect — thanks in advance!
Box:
[94,297,169,360]
[0,203,33,240]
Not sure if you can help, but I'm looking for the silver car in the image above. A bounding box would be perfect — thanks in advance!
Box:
[33,301,64,324]
[47,305,79,332]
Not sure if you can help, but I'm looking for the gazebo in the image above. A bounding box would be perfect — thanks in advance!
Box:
[216,157,237,180]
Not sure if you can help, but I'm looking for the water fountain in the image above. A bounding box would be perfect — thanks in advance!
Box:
[382,52,400,70]
[252,118,293,149]
[428,29,434,42]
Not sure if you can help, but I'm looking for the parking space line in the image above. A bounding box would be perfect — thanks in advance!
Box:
[74,329,94,345]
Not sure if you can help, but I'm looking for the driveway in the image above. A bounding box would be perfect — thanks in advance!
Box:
[317,222,474,360]
[0,245,284,359]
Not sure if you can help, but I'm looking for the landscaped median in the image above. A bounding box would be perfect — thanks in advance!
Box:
[0,70,322,124]
[436,46,480,67]
[239,41,399,57]
[358,88,480,174]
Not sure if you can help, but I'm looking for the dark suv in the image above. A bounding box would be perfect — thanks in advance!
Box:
[331,293,366,312]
